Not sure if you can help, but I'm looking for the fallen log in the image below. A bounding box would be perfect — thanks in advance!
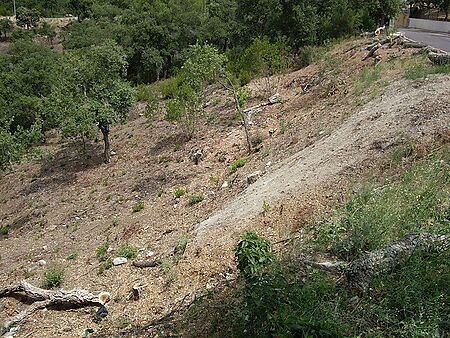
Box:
[302,232,450,294]
[344,232,450,293]
[428,52,450,65]
[243,93,281,113]
[0,280,109,334]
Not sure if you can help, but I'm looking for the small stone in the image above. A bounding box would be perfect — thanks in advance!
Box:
[221,181,229,188]
[37,259,47,267]
[268,93,281,104]
[146,251,156,257]
[110,150,117,156]
[106,247,113,253]
[266,161,272,167]
[247,171,262,185]
[112,257,128,266]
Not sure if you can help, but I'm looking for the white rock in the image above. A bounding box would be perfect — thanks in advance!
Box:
[37,259,47,267]
[146,251,156,257]
[112,257,128,266]
[221,181,229,188]
[266,161,272,167]
[106,247,113,253]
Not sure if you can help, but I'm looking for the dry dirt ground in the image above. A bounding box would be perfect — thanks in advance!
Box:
[0,39,449,337]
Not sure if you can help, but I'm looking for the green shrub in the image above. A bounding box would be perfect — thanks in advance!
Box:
[42,266,64,289]
[117,243,138,259]
[189,194,204,205]
[132,201,145,212]
[0,225,9,235]
[96,240,110,262]
[234,232,274,279]
[229,158,247,173]
[174,188,186,198]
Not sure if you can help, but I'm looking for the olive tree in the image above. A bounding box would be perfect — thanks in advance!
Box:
[49,40,135,163]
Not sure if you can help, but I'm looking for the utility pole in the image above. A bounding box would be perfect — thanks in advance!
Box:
[13,0,17,17]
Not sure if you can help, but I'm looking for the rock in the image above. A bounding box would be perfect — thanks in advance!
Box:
[110,150,117,156]
[37,259,47,267]
[221,181,229,188]
[146,251,156,257]
[106,247,113,253]
[112,257,128,266]
[266,161,272,167]
[189,148,203,165]
[268,93,281,104]
[247,171,262,185]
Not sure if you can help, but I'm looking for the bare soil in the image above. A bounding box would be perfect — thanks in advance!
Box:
[0,38,449,337]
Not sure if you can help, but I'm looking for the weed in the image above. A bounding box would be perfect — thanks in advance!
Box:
[174,235,189,263]
[42,266,65,289]
[98,258,112,275]
[234,232,274,278]
[0,225,9,236]
[279,120,287,134]
[175,188,186,198]
[117,243,138,259]
[132,201,145,212]
[157,190,164,197]
[67,252,78,260]
[189,194,204,205]
[112,217,118,227]
[262,200,270,214]
[229,159,247,173]
[96,240,110,262]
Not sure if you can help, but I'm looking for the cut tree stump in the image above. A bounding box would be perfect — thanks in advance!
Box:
[0,281,108,334]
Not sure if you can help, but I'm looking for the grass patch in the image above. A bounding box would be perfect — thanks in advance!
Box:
[189,194,204,205]
[229,159,247,173]
[117,243,138,259]
[42,266,65,289]
[96,240,110,262]
[98,258,113,275]
[0,225,9,236]
[175,188,186,198]
[405,55,450,80]
[66,252,78,260]
[132,201,145,212]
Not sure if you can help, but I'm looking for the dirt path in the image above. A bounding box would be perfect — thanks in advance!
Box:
[193,76,450,245]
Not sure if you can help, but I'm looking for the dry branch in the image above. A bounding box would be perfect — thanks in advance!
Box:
[132,258,162,268]
[363,43,381,60]
[1,280,107,334]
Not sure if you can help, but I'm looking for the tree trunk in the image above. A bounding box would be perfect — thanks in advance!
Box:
[99,123,111,163]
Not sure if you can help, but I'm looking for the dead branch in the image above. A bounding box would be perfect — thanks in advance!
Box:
[363,43,381,61]
[243,93,281,114]
[1,280,107,334]
[132,258,162,268]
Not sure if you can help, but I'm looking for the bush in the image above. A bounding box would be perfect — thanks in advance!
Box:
[132,201,145,212]
[189,194,204,205]
[229,159,247,173]
[42,266,64,289]
[117,243,138,259]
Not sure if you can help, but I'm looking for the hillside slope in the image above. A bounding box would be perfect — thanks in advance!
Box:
[0,38,449,337]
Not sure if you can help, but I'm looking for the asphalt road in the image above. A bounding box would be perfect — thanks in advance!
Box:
[399,28,450,52]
